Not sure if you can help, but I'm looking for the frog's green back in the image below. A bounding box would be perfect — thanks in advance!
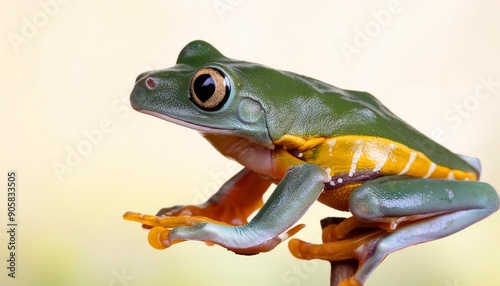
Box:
[252,68,477,175]
[176,40,478,175]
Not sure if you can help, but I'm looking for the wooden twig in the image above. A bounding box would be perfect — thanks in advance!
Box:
[320,217,358,286]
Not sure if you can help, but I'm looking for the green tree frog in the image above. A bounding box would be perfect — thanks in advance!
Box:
[124,40,499,286]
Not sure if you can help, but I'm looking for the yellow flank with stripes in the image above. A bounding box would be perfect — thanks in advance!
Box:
[273,134,477,181]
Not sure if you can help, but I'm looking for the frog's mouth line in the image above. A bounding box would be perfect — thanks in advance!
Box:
[137,109,237,135]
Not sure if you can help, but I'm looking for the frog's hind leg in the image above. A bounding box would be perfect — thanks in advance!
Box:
[347,176,498,285]
[290,176,499,286]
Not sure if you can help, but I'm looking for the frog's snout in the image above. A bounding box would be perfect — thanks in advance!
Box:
[130,84,147,111]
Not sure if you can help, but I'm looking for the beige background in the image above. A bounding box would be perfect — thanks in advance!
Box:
[2,1,500,285]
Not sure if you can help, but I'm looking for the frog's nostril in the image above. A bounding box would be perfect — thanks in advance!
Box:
[145,77,158,90]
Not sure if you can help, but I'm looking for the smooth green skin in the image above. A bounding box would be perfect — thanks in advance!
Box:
[130,41,498,285]
[132,40,477,174]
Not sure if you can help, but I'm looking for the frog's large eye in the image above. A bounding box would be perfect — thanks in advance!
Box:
[189,67,231,111]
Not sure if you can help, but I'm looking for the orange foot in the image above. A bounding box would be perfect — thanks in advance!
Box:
[123,211,233,249]
[123,211,305,253]
[288,217,392,286]
[150,200,256,227]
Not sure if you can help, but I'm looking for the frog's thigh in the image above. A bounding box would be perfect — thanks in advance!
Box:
[350,176,498,220]
[349,176,499,285]
[168,164,328,253]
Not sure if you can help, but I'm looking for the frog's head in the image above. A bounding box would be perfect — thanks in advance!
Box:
[131,40,273,148]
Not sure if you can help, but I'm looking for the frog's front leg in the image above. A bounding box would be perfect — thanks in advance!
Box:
[149,164,328,254]
[146,168,272,227]
[291,176,499,286]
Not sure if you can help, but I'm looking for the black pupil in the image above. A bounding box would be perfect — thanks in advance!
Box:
[194,74,216,102]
